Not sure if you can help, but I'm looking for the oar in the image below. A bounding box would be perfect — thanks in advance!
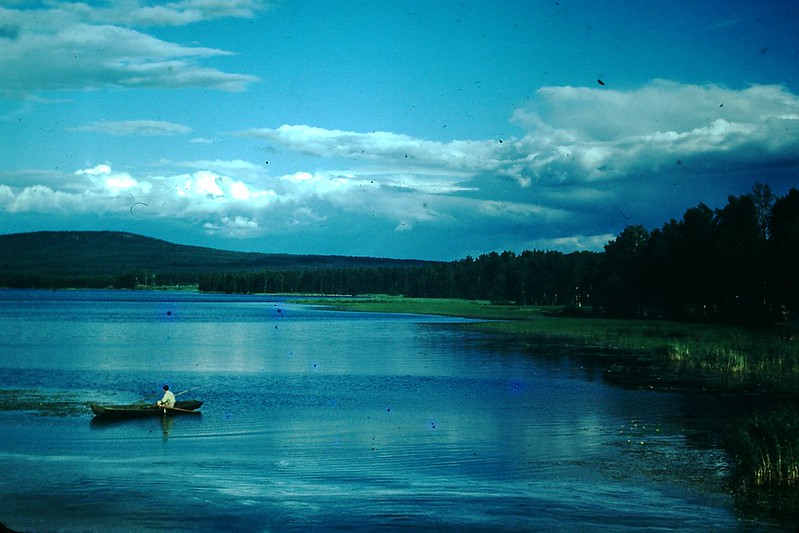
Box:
[173,386,203,398]
[164,406,202,414]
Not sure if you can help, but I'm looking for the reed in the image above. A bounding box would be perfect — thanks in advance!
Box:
[729,408,799,491]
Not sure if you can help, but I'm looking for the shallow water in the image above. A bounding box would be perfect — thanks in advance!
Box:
[0,289,774,531]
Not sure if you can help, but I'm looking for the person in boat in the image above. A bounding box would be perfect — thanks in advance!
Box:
[156,384,176,408]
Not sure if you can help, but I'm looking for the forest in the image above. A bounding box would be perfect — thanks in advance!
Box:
[2,185,797,327]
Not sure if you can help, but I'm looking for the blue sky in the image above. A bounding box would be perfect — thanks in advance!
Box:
[1,0,798,260]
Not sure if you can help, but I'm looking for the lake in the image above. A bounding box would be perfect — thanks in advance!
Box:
[0,289,775,531]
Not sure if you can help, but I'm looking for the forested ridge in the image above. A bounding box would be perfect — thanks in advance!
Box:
[0,230,428,281]
[1,185,797,325]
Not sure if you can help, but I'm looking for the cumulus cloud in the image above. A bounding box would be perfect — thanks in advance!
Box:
[203,215,260,237]
[298,82,793,184]
[532,234,618,253]
[0,2,262,98]
[180,159,264,178]
[509,80,799,184]
[0,162,276,237]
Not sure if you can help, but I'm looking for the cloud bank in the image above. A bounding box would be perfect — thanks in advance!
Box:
[243,80,799,189]
[0,1,266,98]
[1,80,798,258]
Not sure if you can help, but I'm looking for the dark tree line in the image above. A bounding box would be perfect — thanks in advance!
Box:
[194,249,598,307]
[596,186,799,324]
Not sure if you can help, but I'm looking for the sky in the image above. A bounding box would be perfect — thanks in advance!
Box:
[1,0,798,260]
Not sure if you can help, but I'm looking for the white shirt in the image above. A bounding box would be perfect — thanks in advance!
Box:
[159,390,176,408]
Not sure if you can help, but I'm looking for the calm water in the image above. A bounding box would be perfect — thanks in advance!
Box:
[0,289,772,531]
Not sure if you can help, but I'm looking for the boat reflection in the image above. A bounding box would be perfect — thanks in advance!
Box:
[89,411,202,441]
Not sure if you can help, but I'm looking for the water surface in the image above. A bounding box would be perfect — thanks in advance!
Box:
[0,290,762,531]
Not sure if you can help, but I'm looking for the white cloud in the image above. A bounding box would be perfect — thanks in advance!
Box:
[167,169,277,209]
[59,0,269,27]
[71,164,148,200]
[69,120,192,136]
[509,80,799,184]
[240,125,507,173]
[531,234,618,253]
[5,184,87,214]
[75,164,112,177]
[204,215,260,237]
[0,162,278,238]
[180,159,264,178]
[0,4,261,98]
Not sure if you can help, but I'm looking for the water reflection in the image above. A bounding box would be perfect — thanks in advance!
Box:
[0,291,769,530]
[88,413,200,441]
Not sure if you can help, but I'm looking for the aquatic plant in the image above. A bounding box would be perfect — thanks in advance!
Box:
[730,408,799,489]
[0,389,88,416]
[726,407,799,521]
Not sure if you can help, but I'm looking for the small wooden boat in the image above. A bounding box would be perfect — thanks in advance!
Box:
[90,400,203,419]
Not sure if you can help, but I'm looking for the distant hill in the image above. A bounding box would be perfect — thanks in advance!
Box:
[0,231,431,280]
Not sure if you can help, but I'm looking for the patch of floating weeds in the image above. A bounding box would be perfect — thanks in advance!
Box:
[0,389,88,416]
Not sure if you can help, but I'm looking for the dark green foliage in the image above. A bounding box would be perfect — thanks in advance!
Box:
[769,189,799,313]
[192,250,597,303]
[595,186,799,325]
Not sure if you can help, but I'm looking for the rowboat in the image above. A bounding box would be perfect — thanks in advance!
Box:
[90,400,203,419]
